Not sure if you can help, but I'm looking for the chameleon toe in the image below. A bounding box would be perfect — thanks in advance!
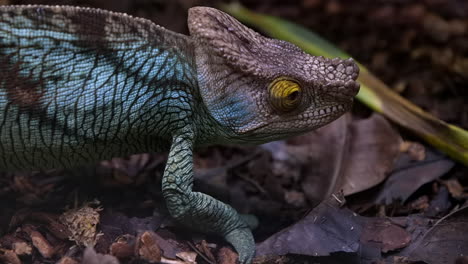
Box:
[225,227,256,264]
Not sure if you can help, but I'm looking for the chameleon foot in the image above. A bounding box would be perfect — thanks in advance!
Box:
[163,135,256,263]
[225,227,255,264]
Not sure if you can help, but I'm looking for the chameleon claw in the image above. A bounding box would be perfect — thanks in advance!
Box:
[225,227,255,264]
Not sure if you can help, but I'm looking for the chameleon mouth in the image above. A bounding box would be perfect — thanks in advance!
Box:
[234,102,351,142]
[259,102,352,134]
[301,102,351,120]
[322,79,360,103]
[234,99,353,137]
[313,103,349,117]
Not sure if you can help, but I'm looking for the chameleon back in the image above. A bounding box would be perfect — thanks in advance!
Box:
[0,6,197,169]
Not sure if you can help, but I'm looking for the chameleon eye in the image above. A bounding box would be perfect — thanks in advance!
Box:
[268,78,302,113]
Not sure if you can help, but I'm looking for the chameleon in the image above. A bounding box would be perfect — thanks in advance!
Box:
[0,5,360,263]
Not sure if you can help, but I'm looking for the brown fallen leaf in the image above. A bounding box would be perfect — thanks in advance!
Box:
[266,113,401,208]
[255,202,366,257]
[338,113,402,196]
[12,241,32,256]
[255,200,433,262]
[217,246,238,264]
[0,249,22,264]
[175,251,197,263]
[98,211,185,259]
[300,114,350,206]
[61,202,102,247]
[136,231,162,263]
[406,206,468,264]
[443,179,468,200]
[0,235,30,253]
[360,218,411,253]
[262,113,351,207]
[22,225,55,259]
[8,211,72,240]
[109,234,135,259]
[375,149,455,204]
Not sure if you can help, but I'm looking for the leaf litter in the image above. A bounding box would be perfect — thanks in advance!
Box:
[0,0,467,264]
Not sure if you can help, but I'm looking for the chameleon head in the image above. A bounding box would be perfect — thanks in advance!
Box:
[188,7,360,143]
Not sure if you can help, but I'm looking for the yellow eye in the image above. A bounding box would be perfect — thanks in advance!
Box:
[268,78,302,113]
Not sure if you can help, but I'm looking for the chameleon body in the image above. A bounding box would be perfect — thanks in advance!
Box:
[0,5,359,263]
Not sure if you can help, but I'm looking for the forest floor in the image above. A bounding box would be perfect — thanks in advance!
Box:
[0,1,467,264]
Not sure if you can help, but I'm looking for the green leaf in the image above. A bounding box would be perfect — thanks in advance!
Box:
[222,3,468,166]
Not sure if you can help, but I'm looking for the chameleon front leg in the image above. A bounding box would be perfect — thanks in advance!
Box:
[162,132,255,264]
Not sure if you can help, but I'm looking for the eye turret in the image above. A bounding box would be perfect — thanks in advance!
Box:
[268,77,302,113]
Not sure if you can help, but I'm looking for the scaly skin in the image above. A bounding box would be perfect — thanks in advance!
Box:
[0,6,359,263]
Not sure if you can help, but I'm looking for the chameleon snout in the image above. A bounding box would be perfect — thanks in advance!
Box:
[322,80,360,103]
[319,58,360,102]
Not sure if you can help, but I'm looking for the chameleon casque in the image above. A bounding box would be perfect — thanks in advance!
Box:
[0,5,359,263]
